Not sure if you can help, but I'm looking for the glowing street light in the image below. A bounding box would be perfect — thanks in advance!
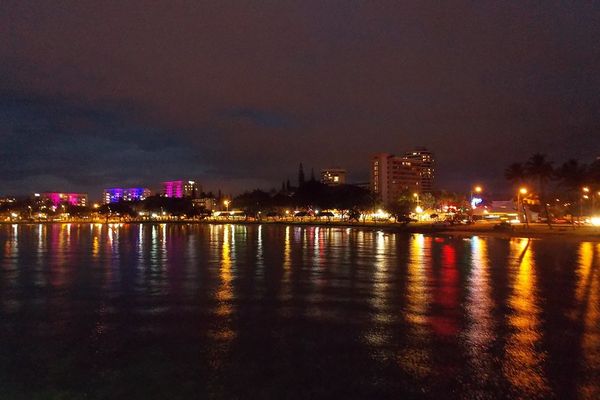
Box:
[223,200,230,212]
[413,192,420,206]
[469,186,484,217]
[517,187,528,227]
[578,188,591,226]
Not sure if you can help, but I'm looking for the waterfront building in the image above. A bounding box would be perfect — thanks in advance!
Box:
[370,153,421,206]
[320,168,347,185]
[162,180,199,198]
[42,192,88,207]
[103,188,151,204]
[403,147,435,193]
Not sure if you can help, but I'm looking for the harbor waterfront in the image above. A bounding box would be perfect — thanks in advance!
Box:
[0,223,599,399]
[2,219,600,241]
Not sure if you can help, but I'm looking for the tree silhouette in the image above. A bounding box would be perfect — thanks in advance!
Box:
[504,162,526,185]
[525,153,554,227]
[555,159,589,192]
[298,163,305,187]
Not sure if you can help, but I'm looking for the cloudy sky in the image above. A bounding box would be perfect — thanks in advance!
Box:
[1,1,598,198]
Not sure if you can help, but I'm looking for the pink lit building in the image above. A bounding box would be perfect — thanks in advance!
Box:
[42,192,88,207]
[162,180,199,198]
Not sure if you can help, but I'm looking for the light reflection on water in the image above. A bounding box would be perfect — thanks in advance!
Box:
[503,238,549,397]
[465,236,494,394]
[0,223,598,399]
[576,242,600,399]
[399,233,433,380]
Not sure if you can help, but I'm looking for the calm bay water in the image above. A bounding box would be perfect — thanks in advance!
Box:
[0,223,598,399]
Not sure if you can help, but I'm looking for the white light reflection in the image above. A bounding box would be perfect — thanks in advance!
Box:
[257,224,264,274]
[465,236,494,393]
[364,231,394,350]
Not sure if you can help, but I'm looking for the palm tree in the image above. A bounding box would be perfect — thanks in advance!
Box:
[555,159,589,192]
[525,153,554,227]
[504,162,526,185]
[555,159,589,224]
[588,159,600,184]
[505,162,528,223]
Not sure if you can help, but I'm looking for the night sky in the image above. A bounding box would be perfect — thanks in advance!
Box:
[1,1,599,198]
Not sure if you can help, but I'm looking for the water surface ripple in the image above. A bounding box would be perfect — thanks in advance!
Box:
[0,224,599,399]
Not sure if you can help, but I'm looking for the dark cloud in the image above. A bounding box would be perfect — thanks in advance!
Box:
[1,1,599,197]
[0,91,237,196]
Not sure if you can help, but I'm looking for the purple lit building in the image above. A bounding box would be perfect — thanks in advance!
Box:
[103,188,151,204]
[162,180,199,198]
[42,192,88,207]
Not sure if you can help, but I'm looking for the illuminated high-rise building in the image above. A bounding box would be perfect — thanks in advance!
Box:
[403,147,435,193]
[371,153,421,206]
[42,192,88,207]
[103,188,151,204]
[162,180,199,198]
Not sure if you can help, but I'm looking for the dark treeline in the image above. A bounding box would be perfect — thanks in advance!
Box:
[232,181,373,217]
[99,196,208,218]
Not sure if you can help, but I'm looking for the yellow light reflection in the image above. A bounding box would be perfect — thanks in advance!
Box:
[283,226,291,271]
[92,235,100,259]
[576,242,600,398]
[397,233,432,378]
[213,225,235,342]
[278,226,293,313]
[503,238,549,396]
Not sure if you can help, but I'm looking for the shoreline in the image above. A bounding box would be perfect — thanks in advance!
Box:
[2,219,600,241]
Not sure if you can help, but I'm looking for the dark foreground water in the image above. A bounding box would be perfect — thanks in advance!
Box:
[0,224,598,399]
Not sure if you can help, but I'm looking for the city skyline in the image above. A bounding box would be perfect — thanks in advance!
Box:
[1,4,599,399]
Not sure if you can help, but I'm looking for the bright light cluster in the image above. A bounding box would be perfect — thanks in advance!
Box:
[103,188,151,204]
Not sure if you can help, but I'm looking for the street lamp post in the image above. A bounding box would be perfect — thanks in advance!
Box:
[413,193,420,221]
[469,185,483,204]
[517,187,528,227]
[469,185,483,222]
[581,187,590,226]
[223,199,230,212]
